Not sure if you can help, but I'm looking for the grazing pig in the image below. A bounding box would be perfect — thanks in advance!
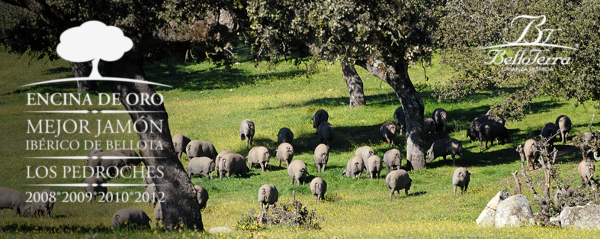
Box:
[83,176,107,201]
[275,143,294,168]
[219,153,249,179]
[145,183,159,207]
[523,139,540,170]
[343,156,365,179]
[383,149,402,174]
[452,167,471,197]
[86,151,126,176]
[111,208,151,228]
[186,140,218,160]
[553,187,578,209]
[288,160,308,185]
[386,169,412,200]
[432,108,448,135]
[310,177,327,203]
[578,159,596,187]
[154,203,163,227]
[366,155,382,179]
[314,144,330,173]
[582,132,594,146]
[194,185,209,210]
[88,146,103,157]
[380,121,396,148]
[541,122,559,145]
[428,138,463,165]
[555,115,572,144]
[317,121,335,147]
[311,109,329,129]
[247,146,270,172]
[424,117,437,141]
[0,187,28,216]
[26,189,55,217]
[187,157,215,179]
[355,146,375,163]
[258,184,278,210]
[478,121,509,151]
[240,119,255,146]
[143,172,153,189]
[393,106,406,135]
[277,127,294,144]
[216,150,236,171]
[467,116,490,142]
[172,133,191,160]
[112,149,142,167]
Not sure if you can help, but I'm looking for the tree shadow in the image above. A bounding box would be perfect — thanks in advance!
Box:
[0,223,114,233]
[554,145,581,162]
[145,57,306,91]
[284,124,383,155]
[304,175,317,183]
[409,191,427,197]
[426,146,518,169]
[42,66,72,75]
[314,165,345,172]
[243,171,260,178]
[262,92,401,110]
[3,81,78,95]
[251,137,278,150]
[266,164,287,171]
[217,171,258,179]
[446,100,566,135]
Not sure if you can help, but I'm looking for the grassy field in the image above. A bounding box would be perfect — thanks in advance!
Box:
[1,47,599,238]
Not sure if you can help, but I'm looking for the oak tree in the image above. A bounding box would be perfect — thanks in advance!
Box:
[1,0,243,230]
[246,0,441,169]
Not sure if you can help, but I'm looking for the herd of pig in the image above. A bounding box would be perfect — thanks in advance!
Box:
[0,107,586,229]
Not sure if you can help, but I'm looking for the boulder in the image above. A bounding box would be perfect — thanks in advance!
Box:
[494,194,535,228]
[476,189,511,227]
[559,203,600,229]
[208,227,231,234]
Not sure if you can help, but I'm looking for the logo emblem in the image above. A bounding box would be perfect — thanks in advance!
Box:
[481,15,577,71]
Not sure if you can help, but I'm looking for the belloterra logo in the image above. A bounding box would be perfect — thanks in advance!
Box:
[481,15,578,72]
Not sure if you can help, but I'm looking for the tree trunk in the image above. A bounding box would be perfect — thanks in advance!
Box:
[103,51,204,231]
[340,61,366,108]
[69,62,97,92]
[357,56,426,169]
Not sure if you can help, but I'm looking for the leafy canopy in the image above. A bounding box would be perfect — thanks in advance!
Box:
[246,0,440,66]
[436,0,600,120]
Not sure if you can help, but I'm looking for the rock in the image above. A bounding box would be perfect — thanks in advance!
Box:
[208,227,231,234]
[559,203,600,229]
[494,194,535,228]
[476,189,511,227]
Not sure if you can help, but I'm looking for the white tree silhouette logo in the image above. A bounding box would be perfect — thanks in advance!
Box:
[21,20,170,88]
[57,21,133,78]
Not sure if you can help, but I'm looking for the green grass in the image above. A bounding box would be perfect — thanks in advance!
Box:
[1,47,599,238]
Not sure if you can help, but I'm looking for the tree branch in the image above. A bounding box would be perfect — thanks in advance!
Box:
[512,170,521,195]
[589,114,595,133]
[1,0,69,27]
